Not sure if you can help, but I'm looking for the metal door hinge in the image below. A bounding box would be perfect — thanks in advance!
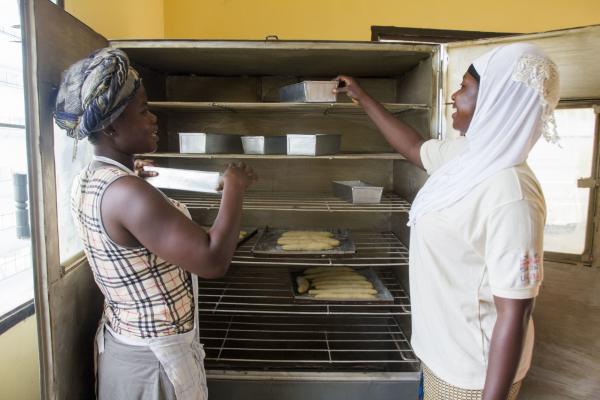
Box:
[577,177,599,188]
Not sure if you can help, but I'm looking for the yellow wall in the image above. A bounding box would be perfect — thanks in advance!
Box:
[0,315,40,400]
[65,0,164,39]
[67,0,600,41]
[163,0,600,40]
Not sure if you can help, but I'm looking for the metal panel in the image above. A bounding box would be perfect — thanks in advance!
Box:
[111,40,435,77]
[207,378,420,400]
[21,0,107,398]
[443,25,600,138]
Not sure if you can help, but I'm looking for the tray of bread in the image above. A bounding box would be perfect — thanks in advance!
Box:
[291,266,394,304]
[251,227,356,256]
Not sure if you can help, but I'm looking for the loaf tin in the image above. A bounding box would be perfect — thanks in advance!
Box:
[279,81,338,103]
[179,132,243,154]
[332,180,384,204]
[241,135,287,155]
[286,134,341,156]
[144,166,222,193]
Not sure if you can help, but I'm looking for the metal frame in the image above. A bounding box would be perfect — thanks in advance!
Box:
[538,102,600,266]
[21,1,52,397]
[170,192,411,213]
[371,26,516,43]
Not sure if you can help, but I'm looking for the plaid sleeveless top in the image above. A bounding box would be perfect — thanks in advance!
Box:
[71,166,194,338]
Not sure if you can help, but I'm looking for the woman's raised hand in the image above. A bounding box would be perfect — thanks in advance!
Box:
[333,75,368,104]
[134,158,158,178]
[221,162,257,191]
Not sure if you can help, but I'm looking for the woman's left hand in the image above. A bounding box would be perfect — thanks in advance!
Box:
[134,159,158,178]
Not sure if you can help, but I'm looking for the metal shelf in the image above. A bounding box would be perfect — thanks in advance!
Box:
[199,314,418,371]
[232,232,409,268]
[149,101,428,116]
[171,192,411,213]
[197,231,417,371]
[138,152,406,160]
[198,269,410,316]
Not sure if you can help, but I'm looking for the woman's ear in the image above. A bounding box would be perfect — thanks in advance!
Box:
[103,126,116,137]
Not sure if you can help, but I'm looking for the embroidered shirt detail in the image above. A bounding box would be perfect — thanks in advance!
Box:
[512,54,560,144]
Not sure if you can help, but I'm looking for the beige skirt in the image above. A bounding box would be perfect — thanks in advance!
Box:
[423,365,522,400]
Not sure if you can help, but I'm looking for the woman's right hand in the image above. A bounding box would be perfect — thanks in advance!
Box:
[221,162,257,190]
[333,75,369,104]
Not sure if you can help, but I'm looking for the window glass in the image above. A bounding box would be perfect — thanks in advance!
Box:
[528,108,596,254]
[0,1,34,316]
[54,122,93,264]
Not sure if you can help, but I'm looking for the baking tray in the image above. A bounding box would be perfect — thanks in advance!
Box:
[251,227,355,257]
[144,166,222,193]
[332,180,383,204]
[237,227,258,247]
[179,132,243,154]
[290,268,394,304]
[241,135,287,155]
[286,134,341,156]
[279,81,338,103]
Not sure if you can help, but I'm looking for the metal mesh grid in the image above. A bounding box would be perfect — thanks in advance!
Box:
[232,231,409,268]
[171,192,411,213]
[197,231,417,372]
[199,314,418,371]
[198,266,410,316]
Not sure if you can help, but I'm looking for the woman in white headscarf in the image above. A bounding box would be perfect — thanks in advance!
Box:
[335,43,559,400]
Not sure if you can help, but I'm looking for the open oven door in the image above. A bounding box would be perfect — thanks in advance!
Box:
[21,0,108,398]
[443,25,600,266]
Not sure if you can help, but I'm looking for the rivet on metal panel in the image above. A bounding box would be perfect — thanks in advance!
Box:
[265,35,279,41]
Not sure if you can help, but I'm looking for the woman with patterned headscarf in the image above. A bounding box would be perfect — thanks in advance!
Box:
[55,47,257,400]
[335,43,559,399]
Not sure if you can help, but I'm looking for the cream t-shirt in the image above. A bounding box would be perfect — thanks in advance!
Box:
[410,137,545,389]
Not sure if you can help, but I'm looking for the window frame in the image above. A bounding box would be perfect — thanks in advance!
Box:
[542,101,600,266]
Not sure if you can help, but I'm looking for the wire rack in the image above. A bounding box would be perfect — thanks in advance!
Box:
[171,192,411,213]
[198,267,410,316]
[199,314,418,372]
[200,232,410,315]
[198,231,416,371]
[232,231,409,268]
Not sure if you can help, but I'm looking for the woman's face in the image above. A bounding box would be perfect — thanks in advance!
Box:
[451,72,479,135]
[109,85,159,154]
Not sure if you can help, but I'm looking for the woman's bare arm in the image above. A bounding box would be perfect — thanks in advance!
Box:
[102,163,256,278]
[482,296,534,400]
[334,75,425,168]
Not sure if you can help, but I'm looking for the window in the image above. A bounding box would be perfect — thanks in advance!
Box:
[0,1,34,319]
[54,120,92,264]
[528,107,597,255]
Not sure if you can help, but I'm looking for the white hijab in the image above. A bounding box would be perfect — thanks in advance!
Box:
[408,43,560,226]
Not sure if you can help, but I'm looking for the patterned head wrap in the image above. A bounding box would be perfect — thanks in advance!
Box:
[54,48,141,158]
